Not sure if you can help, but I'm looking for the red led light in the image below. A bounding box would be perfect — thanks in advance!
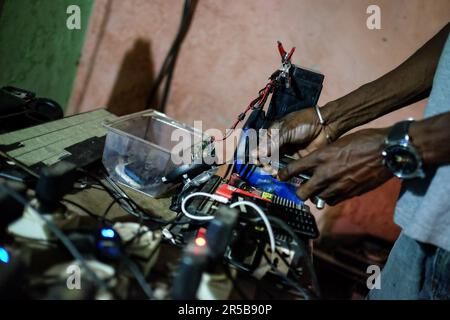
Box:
[195,237,207,247]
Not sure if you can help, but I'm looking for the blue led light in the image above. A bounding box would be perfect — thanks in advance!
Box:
[101,228,115,239]
[0,247,9,264]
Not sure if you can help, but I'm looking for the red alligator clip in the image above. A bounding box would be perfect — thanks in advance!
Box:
[277,41,296,63]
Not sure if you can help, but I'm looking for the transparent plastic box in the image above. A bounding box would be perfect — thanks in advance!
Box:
[102,110,204,198]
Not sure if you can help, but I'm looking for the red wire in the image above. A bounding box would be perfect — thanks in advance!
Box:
[214,41,295,143]
[216,80,275,142]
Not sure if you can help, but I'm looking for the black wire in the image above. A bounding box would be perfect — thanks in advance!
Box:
[266,216,321,298]
[160,0,196,106]
[1,182,156,299]
[120,252,154,299]
[87,171,187,226]
[261,251,313,300]
[122,204,146,249]
[102,199,116,220]
[148,0,192,108]
[61,198,113,225]
[78,170,152,220]
[273,247,314,298]
[275,247,299,276]
[0,183,109,292]
[159,1,190,109]
[146,0,197,111]
[159,58,176,112]
[223,265,249,300]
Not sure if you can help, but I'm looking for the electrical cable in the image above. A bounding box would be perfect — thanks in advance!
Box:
[120,252,154,300]
[180,192,228,221]
[272,247,315,299]
[214,82,275,143]
[61,198,113,225]
[265,215,321,298]
[262,251,313,300]
[102,199,116,220]
[146,0,197,111]
[229,200,275,261]
[160,0,196,108]
[1,182,155,299]
[79,169,179,225]
[0,183,109,292]
[180,192,275,260]
[222,265,249,300]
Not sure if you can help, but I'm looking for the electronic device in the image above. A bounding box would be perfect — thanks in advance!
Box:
[162,163,213,185]
[113,222,161,277]
[176,173,319,281]
[181,175,319,239]
[184,175,224,217]
[0,181,26,241]
[0,86,63,134]
[215,183,271,201]
[244,65,324,130]
[382,119,425,179]
[171,230,209,300]
[0,109,116,172]
[230,193,319,239]
[235,161,302,205]
[172,207,239,300]
[204,206,238,262]
[232,43,325,207]
[35,161,80,210]
[65,227,123,262]
[0,246,25,298]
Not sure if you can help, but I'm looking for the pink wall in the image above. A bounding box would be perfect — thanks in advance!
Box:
[68,0,450,241]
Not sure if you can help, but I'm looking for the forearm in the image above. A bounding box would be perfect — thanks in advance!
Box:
[322,22,450,139]
[410,111,450,166]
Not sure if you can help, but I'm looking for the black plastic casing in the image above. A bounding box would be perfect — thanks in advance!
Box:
[244,65,324,130]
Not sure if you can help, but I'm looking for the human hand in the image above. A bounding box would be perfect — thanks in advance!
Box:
[252,106,338,174]
[278,128,393,205]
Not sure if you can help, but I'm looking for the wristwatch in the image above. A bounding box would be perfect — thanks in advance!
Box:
[381,120,425,179]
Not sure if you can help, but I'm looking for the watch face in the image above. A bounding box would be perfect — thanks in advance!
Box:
[383,145,419,176]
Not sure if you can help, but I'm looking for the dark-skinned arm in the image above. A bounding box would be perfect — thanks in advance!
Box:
[323,22,450,139]
[260,22,450,162]
[410,111,450,165]
[278,111,450,206]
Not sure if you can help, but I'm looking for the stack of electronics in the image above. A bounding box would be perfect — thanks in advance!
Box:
[127,42,325,299]
[0,42,326,300]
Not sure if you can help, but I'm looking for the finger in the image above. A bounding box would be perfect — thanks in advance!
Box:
[261,162,278,176]
[250,121,284,162]
[296,175,325,201]
[317,186,341,206]
[317,181,357,206]
[278,153,317,181]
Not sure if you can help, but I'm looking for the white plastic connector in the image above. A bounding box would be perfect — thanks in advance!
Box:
[181,192,229,221]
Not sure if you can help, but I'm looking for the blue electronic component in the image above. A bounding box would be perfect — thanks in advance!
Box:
[97,228,121,260]
[0,247,10,264]
[234,129,303,205]
[101,228,116,239]
[235,162,302,205]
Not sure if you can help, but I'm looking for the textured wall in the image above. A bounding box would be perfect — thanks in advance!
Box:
[0,0,93,110]
[68,0,450,241]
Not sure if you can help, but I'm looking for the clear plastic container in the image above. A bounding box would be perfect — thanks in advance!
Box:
[102,110,204,198]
